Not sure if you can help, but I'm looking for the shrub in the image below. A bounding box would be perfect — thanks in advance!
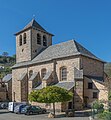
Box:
[97,111,111,120]
[92,101,104,113]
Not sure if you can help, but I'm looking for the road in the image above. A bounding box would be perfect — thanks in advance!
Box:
[0,109,90,120]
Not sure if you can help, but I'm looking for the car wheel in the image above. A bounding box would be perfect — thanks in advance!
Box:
[30,111,33,115]
[43,110,46,114]
[25,112,30,115]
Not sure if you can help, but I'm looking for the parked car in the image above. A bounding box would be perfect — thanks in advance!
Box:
[1,103,8,109]
[14,104,27,114]
[8,102,27,112]
[0,102,8,109]
[21,105,47,115]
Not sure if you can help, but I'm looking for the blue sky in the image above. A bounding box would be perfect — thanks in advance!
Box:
[0,0,111,61]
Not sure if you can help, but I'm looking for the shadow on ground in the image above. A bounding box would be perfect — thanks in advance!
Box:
[0,109,9,114]
[55,110,92,118]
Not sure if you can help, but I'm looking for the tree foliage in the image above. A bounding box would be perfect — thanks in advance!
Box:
[93,101,104,110]
[108,91,111,101]
[29,86,73,103]
[29,86,73,117]
[2,52,9,57]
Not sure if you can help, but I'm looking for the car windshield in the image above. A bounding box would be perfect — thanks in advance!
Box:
[24,106,30,110]
[35,106,41,109]
[15,105,19,108]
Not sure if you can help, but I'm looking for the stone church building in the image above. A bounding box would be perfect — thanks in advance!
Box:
[12,19,108,111]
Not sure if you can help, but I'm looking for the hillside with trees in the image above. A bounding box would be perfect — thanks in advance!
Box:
[104,62,111,78]
[0,52,16,79]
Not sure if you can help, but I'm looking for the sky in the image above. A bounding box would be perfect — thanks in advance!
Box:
[0,0,111,62]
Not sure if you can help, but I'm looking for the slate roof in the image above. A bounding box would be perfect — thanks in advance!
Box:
[2,74,12,82]
[19,73,27,81]
[35,83,42,90]
[85,75,103,82]
[34,81,75,90]
[29,72,38,81]
[12,40,104,69]
[43,71,52,80]
[54,81,75,90]
[15,19,53,36]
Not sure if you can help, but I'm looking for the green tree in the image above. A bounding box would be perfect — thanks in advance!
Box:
[2,52,8,57]
[12,54,16,59]
[29,86,73,117]
[2,52,9,63]
[92,100,104,113]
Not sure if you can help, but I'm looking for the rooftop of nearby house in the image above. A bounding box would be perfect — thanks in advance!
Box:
[2,74,12,83]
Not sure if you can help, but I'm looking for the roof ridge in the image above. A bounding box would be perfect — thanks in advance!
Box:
[72,40,81,53]
[48,39,74,47]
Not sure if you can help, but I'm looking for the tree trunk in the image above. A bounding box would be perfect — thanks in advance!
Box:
[53,102,55,117]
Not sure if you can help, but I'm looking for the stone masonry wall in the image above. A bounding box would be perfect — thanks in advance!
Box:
[56,57,80,81]
[7,80,12,101]
[0,91,6,101]
[12,57,80,102]
[12,67,28,102]
[31,29,52,59]
[16,29,32,63]
[84,76,108,108]
[82,56,104,77]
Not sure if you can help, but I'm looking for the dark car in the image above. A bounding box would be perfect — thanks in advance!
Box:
[0,102,8,109]
[14,104,27,114]
[21,105,46,115]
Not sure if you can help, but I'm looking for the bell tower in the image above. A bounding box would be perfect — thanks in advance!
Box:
[15,19,53,63]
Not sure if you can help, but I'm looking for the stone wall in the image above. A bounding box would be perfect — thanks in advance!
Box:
[21,74,28,102]
[83,76,108,107]
[81,56,104,77]
[0,86,7,101]
[31,29,52,59]
[0,91,7,101]
[28,73,41,94]
[16,29,32,63]
[16,28,52,63]
[56,57,80,81]
[12,67,28,102]
[75,79,84,110]
[12,56,80,102]
[12,55,106,111]
[7,80,12,101]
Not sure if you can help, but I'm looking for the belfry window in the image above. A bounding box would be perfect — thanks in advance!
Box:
[37,33,41,45]
[43,35,47,46]
[23,33,26,44]
[19,35,22,46]
[60,66,67,81]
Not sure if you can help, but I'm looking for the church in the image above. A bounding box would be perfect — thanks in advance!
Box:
[12,19,108,111]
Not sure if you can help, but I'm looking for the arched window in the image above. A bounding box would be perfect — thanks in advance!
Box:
[23,33,26,44]
[29,70,33,78]
[19,35,22,46]
[37,33,41,45]
[43,35,47,46]
[41,68,46,78]
[60,67,67,81]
